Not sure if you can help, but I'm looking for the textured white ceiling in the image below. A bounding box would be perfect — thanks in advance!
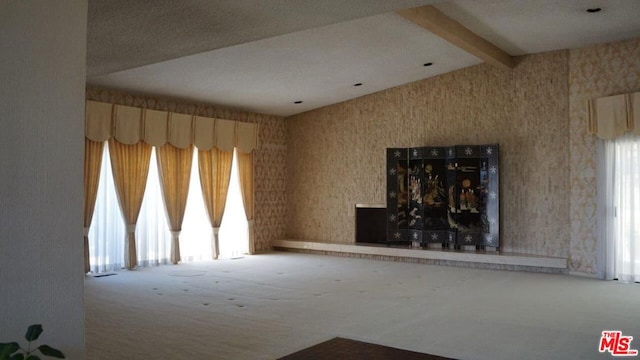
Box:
[435,0,640,55]
[86,0,640,117]
[87,0,440,76]
[88,13,480,116]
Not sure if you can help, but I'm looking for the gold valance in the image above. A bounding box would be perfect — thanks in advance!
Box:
[85,100,259,153]
[588,92,639,139]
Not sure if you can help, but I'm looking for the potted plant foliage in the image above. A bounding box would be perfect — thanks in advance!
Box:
[0,324,65,360]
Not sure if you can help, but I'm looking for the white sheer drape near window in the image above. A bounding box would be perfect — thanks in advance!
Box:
[89,146,172,272]
[88,145,248,273]
[88,143,125,272]
[219,149,249,258]
[136,148,172,268]
[85,101,257,271]
[597,133,640,282]
[179,150,214,262]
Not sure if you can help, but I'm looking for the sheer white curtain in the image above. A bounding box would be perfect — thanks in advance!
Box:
[180,150,213,262]
[88,145,249,273]
[89,146,172,272]
[219,149,249,258]
[180,149,248,260]
[88,142,125,273]
[597,133,640,282]
[136,148,172,267]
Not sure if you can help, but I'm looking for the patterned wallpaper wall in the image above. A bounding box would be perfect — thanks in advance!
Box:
[86,88,287,252]
[286,51,571,259]
[568,38,640,273]
[85,36,640,272]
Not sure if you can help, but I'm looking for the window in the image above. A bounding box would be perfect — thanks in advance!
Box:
[88,144,248,273]
[597,133,640,282]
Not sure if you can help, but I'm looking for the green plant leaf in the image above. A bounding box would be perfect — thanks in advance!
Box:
[1,342,20,360]
[37,345,65,359]
[25,356,40,360]
[24,325,43,342]
[10,353,24,360]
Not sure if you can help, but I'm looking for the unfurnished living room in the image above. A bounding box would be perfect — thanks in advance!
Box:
[2,1,640,359]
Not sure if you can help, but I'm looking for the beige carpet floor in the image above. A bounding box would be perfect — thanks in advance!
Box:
[85,252,640,359]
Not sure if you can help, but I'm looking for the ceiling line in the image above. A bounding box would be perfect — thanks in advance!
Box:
[396,5,515,70]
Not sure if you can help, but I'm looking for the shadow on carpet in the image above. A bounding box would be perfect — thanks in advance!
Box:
[278,337,455,359]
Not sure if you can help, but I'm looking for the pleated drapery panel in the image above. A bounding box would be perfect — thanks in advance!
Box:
[167,113,194,149]
[113,105,144,145]
[588,92,640,139]
[215,119,236,152]
[235,121,259,154]
[85,100,260,263]
[85,101,258,151]
[85,101,113,142]
[193,116,216,150]
[156,143,193,264]
[108,139,152,270]
[631,92,640,132]
[83,139,104,273]
[144,109,169,147]
[237,151,255,254]
[198,148,233,259]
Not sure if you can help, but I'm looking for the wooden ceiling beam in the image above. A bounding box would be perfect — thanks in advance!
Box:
[396,5,514,70]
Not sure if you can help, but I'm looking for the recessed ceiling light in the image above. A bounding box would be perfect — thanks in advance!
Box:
[294,101,303,104]
[353,83,363,87]
[424,62,433,67]
[586,7,602,13]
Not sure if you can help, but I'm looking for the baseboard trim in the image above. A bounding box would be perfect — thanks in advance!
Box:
[569,271,599,278]
[272,239,568,273]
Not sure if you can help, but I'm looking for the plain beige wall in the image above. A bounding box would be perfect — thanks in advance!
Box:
[0,1,87,357]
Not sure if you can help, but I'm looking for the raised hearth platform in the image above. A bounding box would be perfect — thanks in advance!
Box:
[272,240,568,273]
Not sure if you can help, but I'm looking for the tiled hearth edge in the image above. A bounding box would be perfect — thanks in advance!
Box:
[272,240,568,274]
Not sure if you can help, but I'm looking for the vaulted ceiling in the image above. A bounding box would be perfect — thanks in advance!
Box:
[87,0,640,117]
